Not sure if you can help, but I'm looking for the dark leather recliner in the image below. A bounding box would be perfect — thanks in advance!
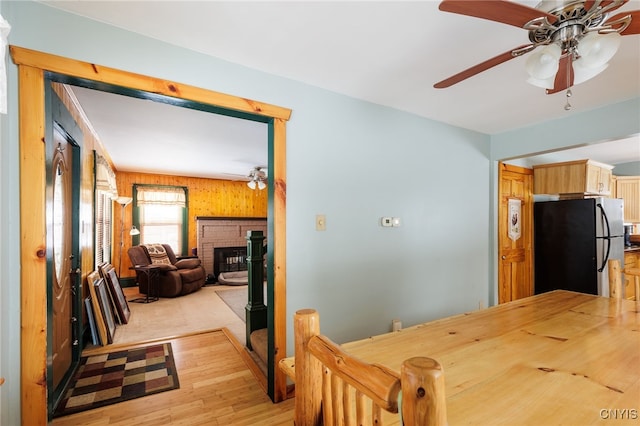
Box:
[127,244,206,297]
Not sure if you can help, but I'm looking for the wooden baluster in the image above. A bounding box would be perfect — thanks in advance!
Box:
[322,367,334,426]
[400,357,447,426]
[294,309,323,426]
[355,390,366,425]
[608,259,623,299]
[342,380,353,426]
[332,373,343,425]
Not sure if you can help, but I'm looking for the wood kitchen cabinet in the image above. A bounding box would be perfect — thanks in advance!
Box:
[533,159,614,196]
[615,176,640,222]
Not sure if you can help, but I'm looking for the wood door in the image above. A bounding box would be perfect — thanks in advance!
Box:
[47,84,83,412]
[498,163,534,303]
[50,130,74,390]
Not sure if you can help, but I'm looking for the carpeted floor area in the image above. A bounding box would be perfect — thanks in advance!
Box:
[215,284,267,323]
[215,287,248,322]
[90,285,246,348]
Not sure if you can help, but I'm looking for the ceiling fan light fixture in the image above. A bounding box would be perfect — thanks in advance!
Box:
[526,75,555,89]
[525,44,561,79]
[257,180,266,190]
[577,32,621,69]
[573,60,609,85]
[247,180,257,190]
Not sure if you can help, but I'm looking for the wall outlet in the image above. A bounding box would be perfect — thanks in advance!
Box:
[381,217,393,227]
[392,319,402,332]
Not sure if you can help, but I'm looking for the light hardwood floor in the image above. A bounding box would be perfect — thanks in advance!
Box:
[52,329,295,425]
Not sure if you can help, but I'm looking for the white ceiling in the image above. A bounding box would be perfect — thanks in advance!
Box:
[44,0,640,178]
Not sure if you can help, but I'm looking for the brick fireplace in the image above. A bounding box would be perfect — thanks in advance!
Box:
[196,217,267,278]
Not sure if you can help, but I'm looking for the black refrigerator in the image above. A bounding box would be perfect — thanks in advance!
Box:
[534,197,624,297]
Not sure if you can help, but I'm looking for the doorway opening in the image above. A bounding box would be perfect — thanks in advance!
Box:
[12,46,290,425]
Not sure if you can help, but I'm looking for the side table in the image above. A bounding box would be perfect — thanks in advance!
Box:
[129,264,161,303]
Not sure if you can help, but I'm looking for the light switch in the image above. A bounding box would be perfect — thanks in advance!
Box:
[316,214,326,231]
[392,217,401,227]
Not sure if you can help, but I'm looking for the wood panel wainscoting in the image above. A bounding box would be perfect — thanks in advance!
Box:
[11,45,290,425]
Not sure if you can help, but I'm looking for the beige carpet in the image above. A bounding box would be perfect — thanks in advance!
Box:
[101,285,246,347]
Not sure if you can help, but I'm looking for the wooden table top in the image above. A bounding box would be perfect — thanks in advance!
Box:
[283,290,640,425]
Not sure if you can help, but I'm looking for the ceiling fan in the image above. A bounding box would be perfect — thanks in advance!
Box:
[434,0,639,108]
[247,166,267,190]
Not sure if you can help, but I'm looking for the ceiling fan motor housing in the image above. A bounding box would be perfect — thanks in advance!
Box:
[528,1,623,55]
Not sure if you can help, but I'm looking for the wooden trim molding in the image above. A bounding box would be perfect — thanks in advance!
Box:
[10,46,292,121]
[10,45,289,424]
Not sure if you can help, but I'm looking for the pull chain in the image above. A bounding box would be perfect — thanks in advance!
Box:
[564,52,573,111]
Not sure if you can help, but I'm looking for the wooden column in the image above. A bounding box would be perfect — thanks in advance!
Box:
[294,309,323,426]
[400,357,447,426]
[608,259,623,299]
[246,230,267,348]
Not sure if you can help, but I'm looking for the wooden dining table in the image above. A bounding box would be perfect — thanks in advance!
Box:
[282,290,639,425]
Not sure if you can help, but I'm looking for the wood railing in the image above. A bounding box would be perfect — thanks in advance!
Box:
[287,309,447,425]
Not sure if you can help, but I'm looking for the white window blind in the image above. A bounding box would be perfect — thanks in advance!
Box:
[94,152,115,267]
[137,186,186,207]
[95,191,113,266]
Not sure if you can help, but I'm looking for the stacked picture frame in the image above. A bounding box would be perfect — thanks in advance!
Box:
[86,264,131,346]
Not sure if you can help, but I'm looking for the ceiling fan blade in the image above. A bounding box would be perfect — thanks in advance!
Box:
[606,10,640,35]
[584,0,628,15]
[439,0,557,28]
[546,55,574,95]
[434,44,532,89]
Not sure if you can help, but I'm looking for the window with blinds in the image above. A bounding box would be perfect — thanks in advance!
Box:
[95,191,113,266]
[94,151,117,267]
[134,185,188,256]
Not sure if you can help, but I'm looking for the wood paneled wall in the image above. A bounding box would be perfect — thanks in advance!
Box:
[115,171,267,278]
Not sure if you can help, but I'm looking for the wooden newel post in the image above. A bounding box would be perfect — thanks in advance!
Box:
[294,309,323,426]
[246,230,267,348]
[401,357,447,426]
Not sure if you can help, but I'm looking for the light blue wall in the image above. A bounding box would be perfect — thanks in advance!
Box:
[491,98,640,161]
[1,3,492,422]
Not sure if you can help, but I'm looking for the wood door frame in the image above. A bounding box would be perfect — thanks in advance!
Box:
[11,45,291,425]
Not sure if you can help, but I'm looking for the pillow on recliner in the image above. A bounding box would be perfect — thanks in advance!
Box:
[145,243,172,265]
[155,264,178,272]
[175,258,201,269]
